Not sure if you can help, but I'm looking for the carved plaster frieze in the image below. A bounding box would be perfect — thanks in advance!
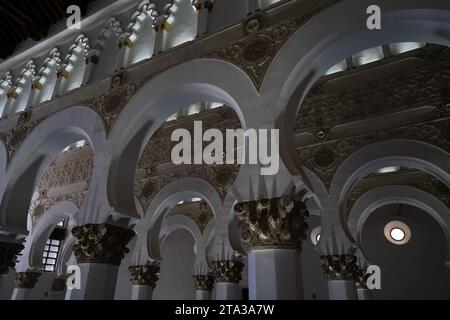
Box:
[346,171,450,216]
[296,47,450,134]
[29,192,85,227]
[234,195,309,250]
[135,164,240,210]
[0,118,44,165]
[298,118,450,190]
[85,75,143,136]
[72,223,135,265]
[168,201,213,233]
[36,155,93,191]
[205,8,326,90]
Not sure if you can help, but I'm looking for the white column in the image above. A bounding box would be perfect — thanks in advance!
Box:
[328,280,358,300]
[82,55,98,85]
[116,40,129,71]
[11,288,33,300]
[48,277,67,300]
[248,249,302,300]
[215,282,242,300]
[196,290,212,300]
[26,82,40,109]
[2,92,16,117]
[66,224,135,300]
[52,68,67,99]
[131,285,153,300]
[11,272,41,300]
[129,264,160,300]
[213,260,243,301]
[193,274,215,300]
[0,273,14,300]
[357,287,372,300]
[65,263,120,300]
[320,255,359,300]
[152,18,168,55]
[195,1,214,36]
[234,196,309,300]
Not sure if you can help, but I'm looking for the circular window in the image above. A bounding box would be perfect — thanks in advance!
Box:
[310,226,321,246]
[384,221,411,245]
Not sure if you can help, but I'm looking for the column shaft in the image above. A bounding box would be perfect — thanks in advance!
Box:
[215,282,241,300]
[196,290,212,300]
[328,280,358,300]
[131,285,153,300]
[248,249,302,300]
[65,263,119,300]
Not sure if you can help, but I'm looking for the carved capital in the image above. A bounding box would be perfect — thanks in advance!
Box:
[234,196,309,250]
[14,272,41,289]
[213,260,244,284]
[129,264,160,288]
[72,224,135,265]
[0,241,24,274]
[193,275,215,291]
[354,268,370,289]
[51,275,69,292]
[320,255,358,281]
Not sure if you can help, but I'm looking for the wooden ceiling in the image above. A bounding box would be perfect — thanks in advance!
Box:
[0,0,94,59]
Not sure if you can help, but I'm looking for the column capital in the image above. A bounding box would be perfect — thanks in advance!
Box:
[193,275,215,291]
[51,275,69,292]
[72,223,135,265]
[129,264,160,288]
[354,267,369,289]
[0,241,24,275]
[192,0,214,12]
[234,195,309,250]
[213,260,244,284]
[14,272,41,289]
[320,255,358,281]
